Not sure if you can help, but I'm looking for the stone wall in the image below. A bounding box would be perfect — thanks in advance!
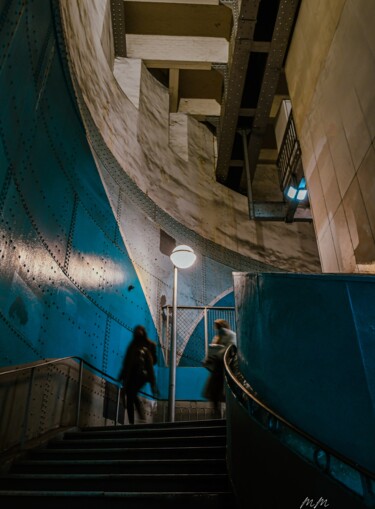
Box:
[286,0,375,272]
[59,0,321,274]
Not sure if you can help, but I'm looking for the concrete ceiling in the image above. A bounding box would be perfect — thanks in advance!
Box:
[110,0,311,222]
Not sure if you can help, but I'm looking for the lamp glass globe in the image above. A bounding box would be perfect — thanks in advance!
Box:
[170,245,196,269]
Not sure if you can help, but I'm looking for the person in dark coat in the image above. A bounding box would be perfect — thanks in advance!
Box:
[202,319,237,418]
[119,325,157,424]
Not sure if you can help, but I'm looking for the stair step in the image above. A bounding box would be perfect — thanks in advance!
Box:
[0,490,236,508]
[0,473,229,492]
[0,419,236,507]
[48,435,226,449]
[11,457,227,474]
[26,445,226,461]
[64,425,227,440]
[81,419,226,432]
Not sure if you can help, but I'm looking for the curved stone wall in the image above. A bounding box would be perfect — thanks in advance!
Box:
[59,0,321,274]
[286,0,375,273]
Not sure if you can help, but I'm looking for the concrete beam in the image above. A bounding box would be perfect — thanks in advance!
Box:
[144,60,212,70]
[125,0,220,4]
[126,34,229,63]
[178,98,221,116]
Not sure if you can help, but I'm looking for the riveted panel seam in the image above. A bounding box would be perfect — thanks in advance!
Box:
[103,315,111,373]
[0,0,26,72]
[0,163,13,214]
[0,307,40,359]
[6,159,133,332]
[64,192,77,273]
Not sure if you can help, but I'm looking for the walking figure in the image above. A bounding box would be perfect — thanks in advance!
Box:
[119,325,157,424]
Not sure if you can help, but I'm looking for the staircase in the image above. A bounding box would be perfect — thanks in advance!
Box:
[0,418,237,508]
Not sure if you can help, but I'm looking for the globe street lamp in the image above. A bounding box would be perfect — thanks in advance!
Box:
[168,245,196,422]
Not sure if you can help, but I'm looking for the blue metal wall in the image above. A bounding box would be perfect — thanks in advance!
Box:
[233,272,375,473]
[0,0,156,376]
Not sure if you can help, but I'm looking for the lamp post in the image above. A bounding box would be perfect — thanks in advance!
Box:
[168,245,196,422]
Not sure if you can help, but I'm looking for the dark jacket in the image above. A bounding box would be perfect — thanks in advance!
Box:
[120,338,157,391]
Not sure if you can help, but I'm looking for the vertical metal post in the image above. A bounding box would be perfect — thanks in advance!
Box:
[115,386,120,426]
[168,265,178,422]
[161,308,166,365]
[241,129,255,219]
[21,367,35,447]
[204,307,208,356]
[76,359,83,427]
[166,307,170,366]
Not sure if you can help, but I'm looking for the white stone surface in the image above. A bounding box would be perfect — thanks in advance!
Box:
[169,113,189,162]
[126,34,229,63]
[178,98,221,116]
[357,145,375,242]
[274,99,292,152]
[287,0,375,273]
[113,58,142,109]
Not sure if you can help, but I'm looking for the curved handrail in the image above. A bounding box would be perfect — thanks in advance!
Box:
[0,356,117,382]
[223,344,375,481]
[0,355,159,400]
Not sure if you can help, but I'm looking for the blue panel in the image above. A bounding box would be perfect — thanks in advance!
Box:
[24,0,54,74]
[233,272,375,473]
[0,11,37,154]
[106,319,133,379]
[346,281,375,408]
[158,367,210,401]
[0,0,157,383]
[179,320,205,367]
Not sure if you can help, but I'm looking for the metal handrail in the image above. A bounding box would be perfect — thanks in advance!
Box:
[276,110,302,192]
[0,356,118,382]
[162,305,235,310]
[223,344,375,482]
[0,355,159,442]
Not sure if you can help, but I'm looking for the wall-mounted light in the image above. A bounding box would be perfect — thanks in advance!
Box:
[286,178,308,202]
[296,189,307,201]
[287,186,297,199]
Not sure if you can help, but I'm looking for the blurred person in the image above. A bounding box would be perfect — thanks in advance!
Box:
[119,325,157,424]
[202,319,236,418]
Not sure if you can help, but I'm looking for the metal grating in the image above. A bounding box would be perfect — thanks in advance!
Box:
[110,0,127,57]
[162,306,236,367]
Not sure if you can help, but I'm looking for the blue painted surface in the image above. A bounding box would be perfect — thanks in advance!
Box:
[233,272,375,473]
[158,367,210,401]
[0,0,157,378]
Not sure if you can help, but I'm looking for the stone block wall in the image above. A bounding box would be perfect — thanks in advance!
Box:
[286,0,375,273]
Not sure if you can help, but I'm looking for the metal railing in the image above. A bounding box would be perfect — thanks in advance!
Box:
[0,356,159,453]
[224,345,375,506]
[161,305,236,366]
[277,110,303,193]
